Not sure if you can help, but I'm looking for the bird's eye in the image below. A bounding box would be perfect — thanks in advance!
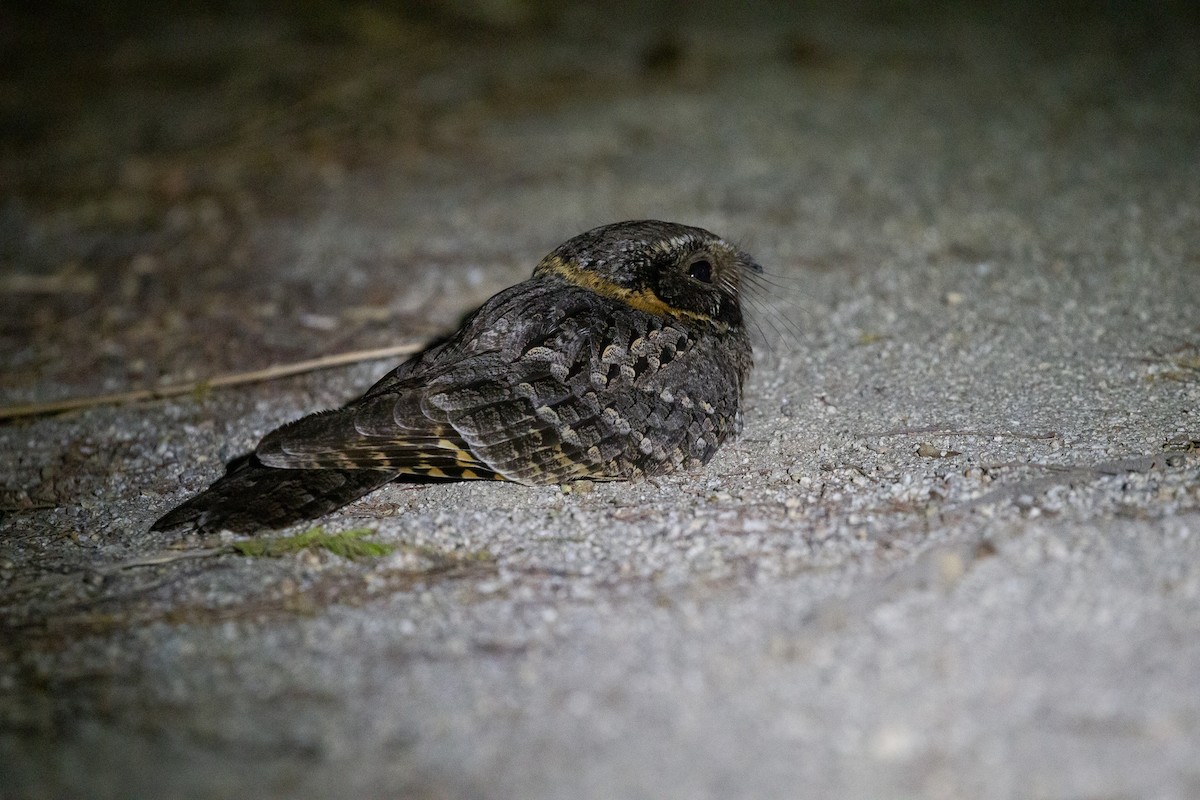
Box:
[688,258,713,283]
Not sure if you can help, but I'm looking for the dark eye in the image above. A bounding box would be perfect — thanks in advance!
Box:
[688,258,713,283]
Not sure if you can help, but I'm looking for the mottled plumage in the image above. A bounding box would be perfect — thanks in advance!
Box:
[153,220,760,533]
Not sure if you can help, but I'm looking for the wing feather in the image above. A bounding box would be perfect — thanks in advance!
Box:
[254,298,729,485]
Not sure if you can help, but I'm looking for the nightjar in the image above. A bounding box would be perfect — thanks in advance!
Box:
[153,220,761,533]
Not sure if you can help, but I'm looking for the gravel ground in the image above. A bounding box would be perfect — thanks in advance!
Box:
[3,2,1199,798]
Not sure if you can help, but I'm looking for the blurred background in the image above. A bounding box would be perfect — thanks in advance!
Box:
[5,0,1195,403]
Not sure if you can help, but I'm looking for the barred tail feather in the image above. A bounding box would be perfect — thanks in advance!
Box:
[151,455,397,534]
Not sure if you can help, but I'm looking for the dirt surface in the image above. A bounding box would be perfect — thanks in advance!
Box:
[3,2,1199,798]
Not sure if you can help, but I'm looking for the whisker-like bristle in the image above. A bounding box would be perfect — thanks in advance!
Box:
[738,264,808,350]
[745,271,794,293]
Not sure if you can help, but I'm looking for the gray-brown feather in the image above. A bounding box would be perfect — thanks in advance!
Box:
[150,456,397,533]
[257,282,749,484]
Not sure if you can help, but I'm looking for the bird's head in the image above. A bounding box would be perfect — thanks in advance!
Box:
[534,220,761,330]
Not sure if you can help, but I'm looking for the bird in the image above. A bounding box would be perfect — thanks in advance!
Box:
[152,220,761,533]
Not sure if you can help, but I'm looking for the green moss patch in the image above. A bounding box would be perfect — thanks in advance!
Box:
[231,527,393,560]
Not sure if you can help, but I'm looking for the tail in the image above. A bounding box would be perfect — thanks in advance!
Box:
[151,454,397,534]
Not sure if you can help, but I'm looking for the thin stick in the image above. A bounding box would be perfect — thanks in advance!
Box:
[857,426,1058,440]
[0,547,233,600]
[0,342,423,421]
[97,546,233,574]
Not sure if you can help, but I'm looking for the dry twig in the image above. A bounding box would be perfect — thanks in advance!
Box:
[858,425,1057,440]
[0,343,422,421]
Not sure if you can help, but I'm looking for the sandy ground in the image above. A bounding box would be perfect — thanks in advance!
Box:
[2,2,1199,798]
